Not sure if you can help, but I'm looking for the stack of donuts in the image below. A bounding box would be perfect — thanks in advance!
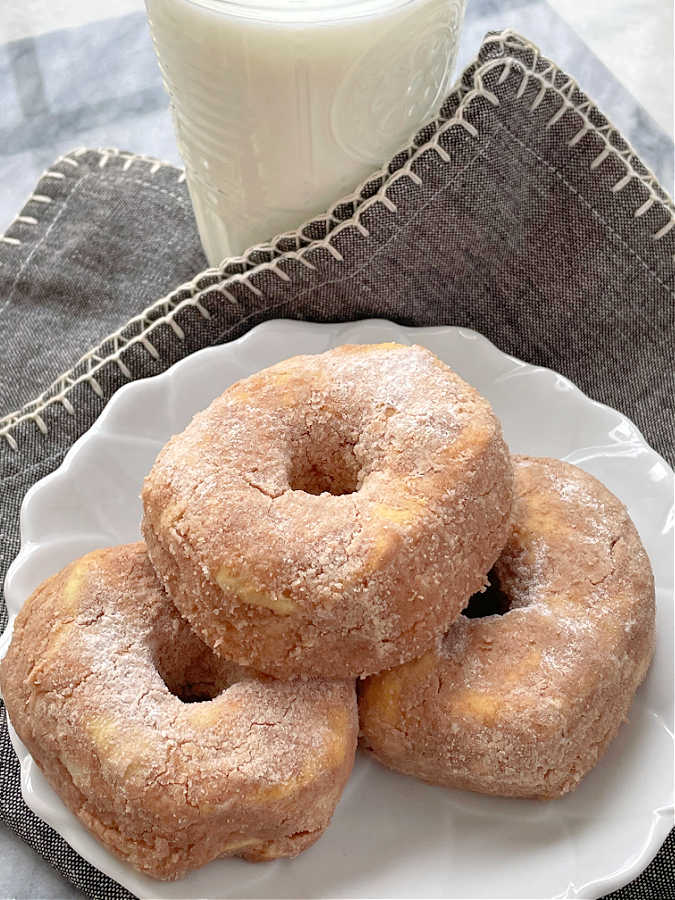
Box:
[0,343,655,880]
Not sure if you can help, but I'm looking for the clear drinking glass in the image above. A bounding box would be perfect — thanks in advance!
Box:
[146,0,467,264]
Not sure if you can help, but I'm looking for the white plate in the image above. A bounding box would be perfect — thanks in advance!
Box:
[2,320,673,900]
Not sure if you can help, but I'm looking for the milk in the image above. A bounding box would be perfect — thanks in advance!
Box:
[146,0,466,264]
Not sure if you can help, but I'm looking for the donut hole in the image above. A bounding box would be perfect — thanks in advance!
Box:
[287,421,361,496]
[153,626,238,703]
[462,568,512,619]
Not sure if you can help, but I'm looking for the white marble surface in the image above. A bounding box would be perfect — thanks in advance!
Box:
[0,1,673,898]
[548,0,673,136]
[3,0,143,42]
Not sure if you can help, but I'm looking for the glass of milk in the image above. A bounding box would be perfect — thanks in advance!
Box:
[146,0,467,264]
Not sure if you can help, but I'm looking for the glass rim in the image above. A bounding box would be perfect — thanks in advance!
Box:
[181,0,427,24]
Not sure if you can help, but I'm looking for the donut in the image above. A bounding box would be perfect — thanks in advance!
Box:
[0,543,357,880]
[359,456,655,798]
[141,343,513,679]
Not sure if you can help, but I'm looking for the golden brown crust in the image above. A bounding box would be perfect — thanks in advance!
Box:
[0,543,357,880]
[359,456,655,798]
[141,343,513,678]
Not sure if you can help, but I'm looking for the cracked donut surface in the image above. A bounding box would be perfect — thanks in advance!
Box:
[358,456,655,798]
[141,343,513,678]
[0,543,357,880]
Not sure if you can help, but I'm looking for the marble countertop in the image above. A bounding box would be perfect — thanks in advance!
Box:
[0,0,672,897]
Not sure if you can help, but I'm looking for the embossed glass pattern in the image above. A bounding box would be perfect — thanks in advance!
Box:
[145,0,466,263]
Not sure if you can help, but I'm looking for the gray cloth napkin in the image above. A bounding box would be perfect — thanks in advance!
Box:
[1,29,673,900]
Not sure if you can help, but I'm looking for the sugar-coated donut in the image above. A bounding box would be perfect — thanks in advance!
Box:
[359,456,655,798]
[141,343,512,679]
[0,544,357,880]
